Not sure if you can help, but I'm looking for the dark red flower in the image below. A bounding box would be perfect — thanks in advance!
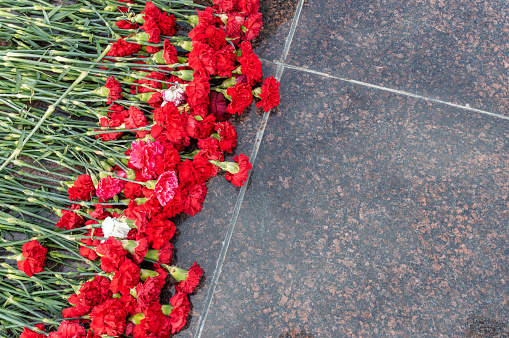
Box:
[177,159,201,186]
[225,154,252,186]
[157,241,173,264]
[141,17,161,43]
[48,321,86,338]
[155,143,180,175]
[238,0,259,16]
[136,277,163,311]
[68,175,95,201]
[197,136,223,161]
[89,298,127,336]
[120,294,137,316]
[107,38,142,57]
[96,237,128,273]
[124,181,143,199]
[214,120,238,152]
[208,91,229,121]
[256,76,281,112]
[226,82,253,115]
[153,103,187,145]
[63,276,111,317]
[144,45,161,54]
[110,259,140,295]
[213,0,236,13]
[193,153,218,182]
[225,14,245,45]
[56,204,84,230]
[20,324,45,338]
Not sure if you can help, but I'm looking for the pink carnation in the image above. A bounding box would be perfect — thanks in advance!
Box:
[96,172,126,200]
[129,140,164,180]
[154,171,179,206]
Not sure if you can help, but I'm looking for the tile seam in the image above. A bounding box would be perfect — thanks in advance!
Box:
[272,61,509,121]
[193,0,305,335]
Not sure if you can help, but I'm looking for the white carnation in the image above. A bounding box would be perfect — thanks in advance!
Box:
[161,85,186,107]
[101,216,131,240]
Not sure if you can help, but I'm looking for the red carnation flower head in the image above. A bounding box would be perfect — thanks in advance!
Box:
[135,276,164,311]
[154,170,179,206]
[129,140,165,180]
[170,262,203,294]
[48,321,86,338]
[181,182,207,216]
[68,174,95,201]
[79,226,104,261]
[238,0,260,16]
[95,237,128,273]
[214,120,237,152]
[89,298,128,336]
[64,275,111,317]
[197,136,223,161]
[167,292,191,334]
[110,258,140,295]
[56,204,84,230]
[216,44,237,78]
[146,214,176,250]
[186,73,211,118]
[20,324,45,338]
[96,172,126,200]
[107,38,142,57]
[224,154,252,186]
[141,17,161,43]
[243,13,263,41]
[208,91,228,121]
[158,12,176,36]
[18,240,48,277]
[188,41,216,78]
[213,0,236,13]
[162,39,178,64]
[226,82,253,115]
[104,77,123,104]
[125,106,149,138]
[256,76,281,112]
[238,42,262,85]
[151,241,173,264]
[115,20,138,30]
[225,14,245,45]
[192,153,219,182]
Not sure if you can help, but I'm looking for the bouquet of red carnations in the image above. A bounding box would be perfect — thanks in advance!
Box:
[0,0,280,336]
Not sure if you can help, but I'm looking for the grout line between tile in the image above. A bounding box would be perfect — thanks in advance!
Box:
[272,62,509,121]
[193,0,305,336]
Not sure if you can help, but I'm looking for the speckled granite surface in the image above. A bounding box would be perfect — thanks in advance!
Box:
[178,0,509,337]
[199,67,509,338]
[287,0,509,116]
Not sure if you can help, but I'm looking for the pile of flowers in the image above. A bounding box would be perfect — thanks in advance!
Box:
[0,0,280,336]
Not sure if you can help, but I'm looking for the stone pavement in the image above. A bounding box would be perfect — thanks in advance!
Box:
[176,0,509,336]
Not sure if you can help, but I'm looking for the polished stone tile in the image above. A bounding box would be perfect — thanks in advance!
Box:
[199,68,509,337]
[174,61,276,336]
[287,0,509,116]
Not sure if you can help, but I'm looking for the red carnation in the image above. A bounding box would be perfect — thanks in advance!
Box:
[146,215,176,250]
[238,42,262,85]
[63,276,111,317]
[48,321,86,338]
[225,154,252,186]
[216,45,237,78]
[124,181,143,199]
[155,143,180,175]
[89,298,128,336]
[238,0,259,16]
[208,91,228,121]
[115,20,138,30]
[215,120,238,152]
[163,39,178,64]
[226,14,245,45]
[96,237,127,273]
[125,106,148,138]
[152,103,187,145]
[256,76,281,112]
[120,294,137,316]
[141,17,161,43]
[197,136,223,161]
[80,226,104,261]
[156,241,173,264]
[214,0,236,13]
[56,204,84,230]
[186,73,210,118]
[110,259,140,295]
[136,277,163,311]
[68,174,95,201]
[95,117,123,141]
[158,12,176,36]
[168,292,191,334]
[107,38,142,57]
[129,140,165,180]
[188,41,216,77]
[243,13,263,41]
[90,204,111,220]
[181,182,207,216]
[226,82,253,115]
[105,76,123,104]
[96,174,126,200]
[174,262,203,294]
[20,324,45,338]
[193,153,219,182]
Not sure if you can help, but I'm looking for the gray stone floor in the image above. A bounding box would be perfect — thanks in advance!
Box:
[176,1,509,336]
